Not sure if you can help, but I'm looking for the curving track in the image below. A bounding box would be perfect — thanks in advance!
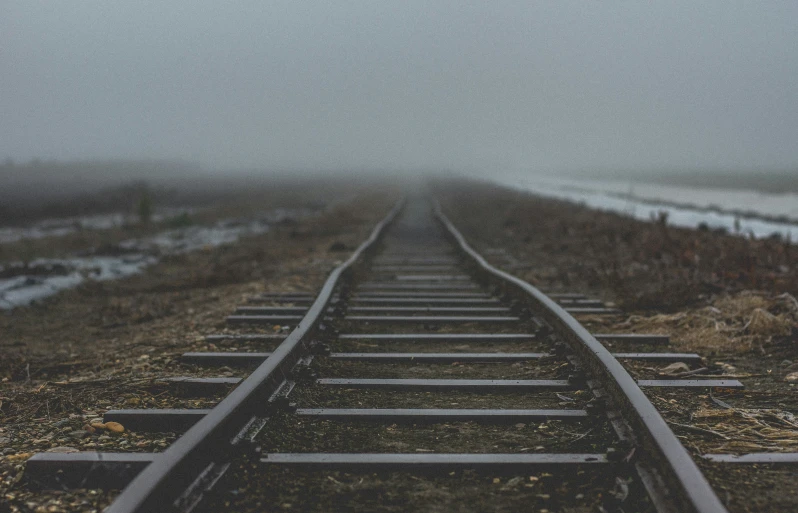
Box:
[26,196,766,512]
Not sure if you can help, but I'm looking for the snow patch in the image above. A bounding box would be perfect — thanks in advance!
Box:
[488,174,798,241]
[0,208,311,309]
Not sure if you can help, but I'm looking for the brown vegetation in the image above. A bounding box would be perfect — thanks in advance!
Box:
[0,187,397,512]
[438,180,798,311]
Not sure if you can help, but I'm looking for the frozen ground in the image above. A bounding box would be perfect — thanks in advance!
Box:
[0,208,311,309]
[487,173,798,241]
[0,207,196,244]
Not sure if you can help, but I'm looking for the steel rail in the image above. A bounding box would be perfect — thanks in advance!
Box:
[104,199,404,513]
[433,202,728,513]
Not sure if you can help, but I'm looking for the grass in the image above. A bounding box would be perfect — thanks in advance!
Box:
[437,179,798,312]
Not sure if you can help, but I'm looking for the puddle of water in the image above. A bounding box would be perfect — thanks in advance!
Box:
[0,207,311,309]
[0,207,195,244]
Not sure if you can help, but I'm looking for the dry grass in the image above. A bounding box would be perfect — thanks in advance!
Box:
[437,180,798,312]
[611,292,798,354]
[0,186,400,513]
[691,407,798,453]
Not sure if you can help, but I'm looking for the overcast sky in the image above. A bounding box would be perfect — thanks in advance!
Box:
[1,2,797,174]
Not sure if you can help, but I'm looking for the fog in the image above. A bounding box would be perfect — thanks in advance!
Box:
[2,2,797,175]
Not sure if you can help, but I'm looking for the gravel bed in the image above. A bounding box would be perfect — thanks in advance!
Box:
[1,189,397,512]
[437,179,798,512]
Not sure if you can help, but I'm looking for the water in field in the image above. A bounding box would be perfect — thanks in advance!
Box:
[0,207,197,244]
[0,208,309,309]
[489,174,798,241]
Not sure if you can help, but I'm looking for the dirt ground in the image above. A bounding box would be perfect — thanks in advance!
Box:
[0,177,378,265]
[437,180,798,513]
[4,178,798,512]
[0,184,399,513]
[196,203,650,513]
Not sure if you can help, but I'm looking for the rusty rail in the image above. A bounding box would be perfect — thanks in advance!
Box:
[434,201,728,513]
[102,199,404,513]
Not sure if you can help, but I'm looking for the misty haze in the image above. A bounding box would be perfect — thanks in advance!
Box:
[3,3,798,513]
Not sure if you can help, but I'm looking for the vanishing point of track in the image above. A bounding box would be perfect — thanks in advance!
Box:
[28,196,764,512]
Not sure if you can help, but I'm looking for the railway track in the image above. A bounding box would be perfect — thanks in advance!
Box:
[24,196,791,512]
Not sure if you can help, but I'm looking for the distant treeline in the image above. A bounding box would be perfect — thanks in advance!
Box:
[0,181,181,226]
[651,169,798,193]
[0,160,202,225]
[0,159,198,205]
[567,168,798,194]
[0,159,384,226]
